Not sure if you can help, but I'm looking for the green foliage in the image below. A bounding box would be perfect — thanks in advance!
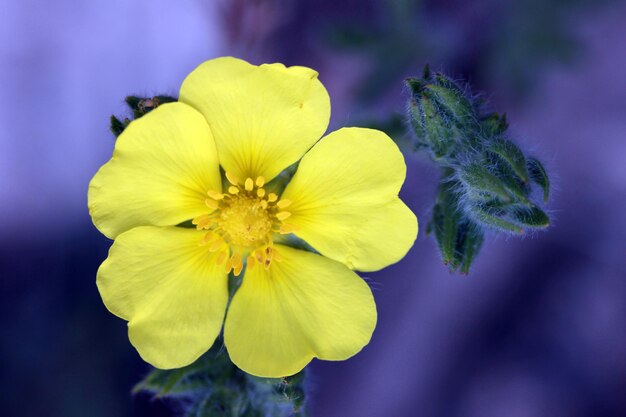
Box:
[407,68,551,273]
[134,343,307,417]
[109,95,177,137]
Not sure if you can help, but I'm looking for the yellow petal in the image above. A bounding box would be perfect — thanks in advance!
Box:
[88,103,221,239]
[281,127,418,271]
[179,57,330,181]
[224,244,376,377]
[97,226,228,369]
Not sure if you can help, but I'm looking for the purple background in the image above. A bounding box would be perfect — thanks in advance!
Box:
[1,1,625,416]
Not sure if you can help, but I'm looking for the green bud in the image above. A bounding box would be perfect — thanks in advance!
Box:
[489,139,529,183]
[510,205,550,229]
[480,112,508,136]
[408,95,459,160]
[429,75,474,126]
[527,157,550,202]
[468,204,524,234]
[406,71,475,160]
[459,163,512,202]
[404,69,552,273]
[491,158,531,205]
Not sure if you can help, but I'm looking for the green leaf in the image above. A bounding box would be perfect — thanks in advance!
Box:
[527,157,550,202]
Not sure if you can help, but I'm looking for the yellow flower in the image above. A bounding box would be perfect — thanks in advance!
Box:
[88,57,418,378]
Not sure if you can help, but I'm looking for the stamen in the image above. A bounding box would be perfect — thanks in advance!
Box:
[247,254,256,269]
[276,199,291,208]
[245,178,254,191]
[255,247,267,264]
[228,186,239,195]
[224,257,233,273]
[204,198,219,210]
[192,215,211,229]
[225,171,239,185]
[276,211,291,220]
[267,193,278,202]
[255,176,265,187]
[231,253,244,276]
[207,190,224,200]
[257,188,266,198]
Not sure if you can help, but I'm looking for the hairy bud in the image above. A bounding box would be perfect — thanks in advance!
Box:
[407,66,551,273]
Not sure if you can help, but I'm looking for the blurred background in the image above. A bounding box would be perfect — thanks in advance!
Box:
[1,0,625,416]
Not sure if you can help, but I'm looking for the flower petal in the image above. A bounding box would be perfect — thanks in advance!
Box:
[281,127,418,271]
[97,226,228,369]
[224,244,376,377]
[88,102,221,239]
[179,57,330,182]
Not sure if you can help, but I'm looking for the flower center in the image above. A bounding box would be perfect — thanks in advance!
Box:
[218,194,273,248]
[192,173,295,276]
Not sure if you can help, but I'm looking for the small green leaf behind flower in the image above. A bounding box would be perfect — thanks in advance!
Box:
[407,67,552,273]
[133,342,307,417]
[109,95,177,137]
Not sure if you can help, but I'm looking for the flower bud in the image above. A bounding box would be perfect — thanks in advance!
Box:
[406,68,476,161]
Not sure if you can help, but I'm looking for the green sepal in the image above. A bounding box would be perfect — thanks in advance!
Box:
[110,95,178,139]
[491,158,531,205]
[407,74,473,160]
[431,180,462,265]
[468,204,524,234]
[510,205,550,229]
[459,163,512,202]
[408,96,458,160]
[527,157,550,202]
[427,81,474,128]
[489,139,529,183]
[109,115,130,137]
[480,112,508,136]
[458,225,484,274]
[125,95,177,118]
